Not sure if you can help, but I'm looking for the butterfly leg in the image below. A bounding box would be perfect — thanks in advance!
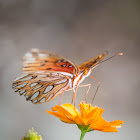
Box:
[78,84,91,103]
[71,88,75,104]
[89,75,101,104]
[58,92,64,105]
[65,88,73,91]
[71,86,79,106]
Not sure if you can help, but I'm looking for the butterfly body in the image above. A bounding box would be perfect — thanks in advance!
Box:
[12,49,107,104]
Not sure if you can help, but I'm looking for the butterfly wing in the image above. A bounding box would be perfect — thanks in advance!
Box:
[13,48,80,104]
[78,52,107,71]
[22,48,79,75]
[12,72,70,104]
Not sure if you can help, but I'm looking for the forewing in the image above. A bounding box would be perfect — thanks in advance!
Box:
[22,48,79,75]
[78,52,107,71]
[12,72,69,104]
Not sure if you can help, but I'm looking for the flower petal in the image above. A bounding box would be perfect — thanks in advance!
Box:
[74,115,83,125]
[110,120,125,127]
[61,103,80,117]
[46,110,75,124]
[90,117,125,132]
[90,116,110,128]
[51,105,71,116]
[87,108,104,124]
[98,126,118,132]
[79,102,94,118]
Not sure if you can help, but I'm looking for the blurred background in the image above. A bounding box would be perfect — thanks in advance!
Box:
[0,0,140,140]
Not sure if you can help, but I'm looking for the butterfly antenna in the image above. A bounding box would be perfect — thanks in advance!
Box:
[91,53,123,104]
[91,82,100,104]
[99,53,123,64]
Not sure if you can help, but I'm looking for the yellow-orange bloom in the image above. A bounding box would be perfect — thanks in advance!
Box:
[46,101,124,132]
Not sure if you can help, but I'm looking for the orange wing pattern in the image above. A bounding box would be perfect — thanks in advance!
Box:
[22,48,79,75]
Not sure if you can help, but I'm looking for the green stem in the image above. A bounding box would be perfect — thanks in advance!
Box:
[80,130,86,140]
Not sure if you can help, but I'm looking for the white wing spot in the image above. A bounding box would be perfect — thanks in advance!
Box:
[19,90,26,95]
[15,89,18,92]
[20,76,32,81]
[25,52,32,57]
[26,58,36,61]
[31,48,39,52]
[13,84,18,88]
[40,98,46,103]
[38,53,49,57]
[39,77,59,82]
[23,92,27,96]
[25,95,29,99]
[12,83,16,88]
[44,85,53,94]
[46,94,53,102]
[39,79,48,81]
[32,99,38,104]
[30,91,40,101]
[33,85,42,90]
[55,79,67,84]
[35,71,46,73]
[17,83,27,88]
[14,74,29,81]
[36,75,46,79]
[57,72,73,78]
[30,83,38,87]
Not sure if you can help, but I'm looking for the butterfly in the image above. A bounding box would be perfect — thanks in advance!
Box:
[12,48,107,104]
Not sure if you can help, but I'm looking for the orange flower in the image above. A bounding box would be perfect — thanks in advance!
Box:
[46,101,124,132]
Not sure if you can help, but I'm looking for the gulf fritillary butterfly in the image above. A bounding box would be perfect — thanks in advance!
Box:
[12,48,107,104]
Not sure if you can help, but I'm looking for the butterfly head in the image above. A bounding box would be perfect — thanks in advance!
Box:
[83,68,92,77]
